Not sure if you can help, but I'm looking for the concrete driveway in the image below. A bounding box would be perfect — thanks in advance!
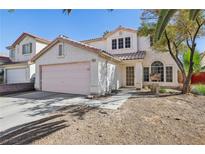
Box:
[0,89,133,133]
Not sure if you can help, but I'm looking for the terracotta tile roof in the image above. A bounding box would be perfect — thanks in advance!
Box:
[81,37,104,43]
[0,56,11,63]
[113,51,146,60]
[32,35,121,62]
[7,32,51,49]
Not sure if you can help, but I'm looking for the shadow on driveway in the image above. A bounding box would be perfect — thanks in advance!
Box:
[0,114,67,145]
[0,104,99,145]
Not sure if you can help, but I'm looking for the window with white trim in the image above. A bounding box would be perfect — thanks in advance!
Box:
[112,39,117,50]
[58,44,64,56]
[151,61,164,82]
[166,66,173,82]
[143,67,149,82]
[22,43,32,55]
[9,50,15,59]
[118,38,124,49]
[125,37,131,48]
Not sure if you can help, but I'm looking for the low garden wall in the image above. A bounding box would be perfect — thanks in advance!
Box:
[0,83,34,95]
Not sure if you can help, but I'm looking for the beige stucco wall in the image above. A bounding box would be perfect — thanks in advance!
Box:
[84,28,179,88]
[98,57,121,95]
[106,30,138,54]
[34,40,120,95]
[138,36,150,51]
[87,40,107,51]
[6,36,48,84]
[85,30,147,55]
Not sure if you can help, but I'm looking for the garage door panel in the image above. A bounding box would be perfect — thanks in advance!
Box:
[41,62,90,95]
[7,68,27,84]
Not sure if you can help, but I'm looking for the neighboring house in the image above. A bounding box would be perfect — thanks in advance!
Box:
[0,56,11,84]
[31,26,179,95]
[4,33,50,84]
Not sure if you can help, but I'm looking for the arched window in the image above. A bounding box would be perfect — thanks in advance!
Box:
[151,61,164,82]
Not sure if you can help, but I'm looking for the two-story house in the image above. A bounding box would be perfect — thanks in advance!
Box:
[30,26,179,95]
[4,33,50,84]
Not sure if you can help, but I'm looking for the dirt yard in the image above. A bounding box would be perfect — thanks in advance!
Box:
[30,93,205,145]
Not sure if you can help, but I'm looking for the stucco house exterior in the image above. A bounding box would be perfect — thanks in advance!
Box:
[3,33,50,84]
[31,26,179,95]
[5,26,179,95]
[0,56,11,83]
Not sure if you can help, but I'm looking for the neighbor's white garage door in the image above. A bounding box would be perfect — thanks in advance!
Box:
[7,68,27,84]
[41,62,90,95]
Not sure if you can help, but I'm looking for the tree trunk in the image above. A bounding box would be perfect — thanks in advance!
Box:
[182,64,194,94]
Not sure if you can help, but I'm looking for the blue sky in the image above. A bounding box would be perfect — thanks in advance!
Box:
[0,9,205,56]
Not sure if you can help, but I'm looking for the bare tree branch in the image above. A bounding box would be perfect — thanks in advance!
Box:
[164,31,185,75]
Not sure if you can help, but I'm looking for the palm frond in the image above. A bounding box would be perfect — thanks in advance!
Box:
[155,9,177,41]
[63,9,72,15]
[189,9,201,20]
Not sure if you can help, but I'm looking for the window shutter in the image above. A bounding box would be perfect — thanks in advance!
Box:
[30,43,32,53]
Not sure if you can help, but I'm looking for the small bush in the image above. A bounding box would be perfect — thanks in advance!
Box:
[192,84,205,95]
[159,87,166,93]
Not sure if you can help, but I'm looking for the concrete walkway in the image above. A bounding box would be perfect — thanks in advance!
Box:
[0,89,134,133]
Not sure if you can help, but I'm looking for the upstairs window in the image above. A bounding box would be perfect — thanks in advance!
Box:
[125,37,131,48]
[112,39,117,50]
[9,50,15,59]
[58,44,64,56]
[118,38,124,49]
[22,43,32,55]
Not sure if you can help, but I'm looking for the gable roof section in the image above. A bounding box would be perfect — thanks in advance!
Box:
[81,26,137,43]
[7,32,51,49]
[103,26,137,38]
[31,35,121,62]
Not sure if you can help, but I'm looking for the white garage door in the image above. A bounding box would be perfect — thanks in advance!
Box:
[41,62,90,95]
[7,68,27,84]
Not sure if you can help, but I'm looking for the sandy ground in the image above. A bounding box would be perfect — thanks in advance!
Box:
[31,93,205,145]
[1,93,205,145]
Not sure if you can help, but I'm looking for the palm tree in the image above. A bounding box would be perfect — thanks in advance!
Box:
[183,50,203,74]
[63,9,72,15]
[155,9,200,41]
[154,9,205,94]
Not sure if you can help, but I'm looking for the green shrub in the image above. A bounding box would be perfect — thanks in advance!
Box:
[159,87,167,93]
[192,84,205,95]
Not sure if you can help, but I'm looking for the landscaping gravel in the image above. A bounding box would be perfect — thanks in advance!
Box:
[30,94,205,144]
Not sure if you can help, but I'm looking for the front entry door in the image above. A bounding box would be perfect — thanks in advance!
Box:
[126,66,134,86]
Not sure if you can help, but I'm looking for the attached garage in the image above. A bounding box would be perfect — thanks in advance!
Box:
[32,36,121,95]
[6,68,27,84]
[41,62,90,95]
